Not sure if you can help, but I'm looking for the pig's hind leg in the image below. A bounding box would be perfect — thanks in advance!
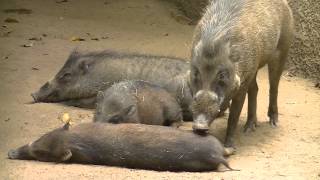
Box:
[163,106,184,128]
[244,73,259,133]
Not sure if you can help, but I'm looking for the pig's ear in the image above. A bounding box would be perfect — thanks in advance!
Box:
[234,73,241,89]
[79,59,93,74]
[224,41,231,55]
[62,122,71,130]
[124,105,136,117]
[61,149,72,162]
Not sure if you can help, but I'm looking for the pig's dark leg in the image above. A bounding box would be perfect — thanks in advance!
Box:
[224,90,246,149]
[268,56,287,127]
[244,73,258,132]
[165,107,183,128]
[268,41,290,127]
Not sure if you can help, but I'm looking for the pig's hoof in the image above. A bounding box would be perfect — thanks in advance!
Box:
[269,117,278,128]
[223,147,236,156]
[171,122,182,128]
[243,120,258,133]
[217,111,225,117]
[269,120,277,128]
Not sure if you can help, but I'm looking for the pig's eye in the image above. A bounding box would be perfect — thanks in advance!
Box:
[217,70,229,82]
[59,73,72,82]
[108,115,122,124]
[192,67,201,84]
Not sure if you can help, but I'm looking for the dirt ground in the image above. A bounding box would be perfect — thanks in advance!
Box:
[0,0,319,179]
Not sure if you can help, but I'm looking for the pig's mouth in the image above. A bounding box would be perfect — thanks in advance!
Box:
[31,90,60,103]
[31,93,96,104]
[192,114,211,133]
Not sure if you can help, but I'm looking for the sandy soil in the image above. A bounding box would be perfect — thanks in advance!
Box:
[0,0,319,179]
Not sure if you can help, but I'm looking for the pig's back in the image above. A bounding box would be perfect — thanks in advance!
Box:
[69,123,224,171]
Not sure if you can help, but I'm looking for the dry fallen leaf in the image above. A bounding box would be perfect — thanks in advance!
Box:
[61,113,74,125]
[71,37,85,41]
[4,18,19,23]
[56,0,68,3]
[62,113,70,122]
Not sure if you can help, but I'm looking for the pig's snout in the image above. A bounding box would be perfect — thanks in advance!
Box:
[8,149,20,159]
[192,114,210,132]
[31,82,57,103]
[31,92,39,102]
[8,145,33,160]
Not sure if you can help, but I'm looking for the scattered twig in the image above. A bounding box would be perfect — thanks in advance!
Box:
[56,0,68,3]
[3,8,32,14]
[91,38,99,41]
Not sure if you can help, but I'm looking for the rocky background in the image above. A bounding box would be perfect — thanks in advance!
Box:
[167,0,320,84]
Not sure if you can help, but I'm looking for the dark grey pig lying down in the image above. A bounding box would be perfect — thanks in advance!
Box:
[94,80,183,127]
[31,49,193,120]
[8,123,236,172]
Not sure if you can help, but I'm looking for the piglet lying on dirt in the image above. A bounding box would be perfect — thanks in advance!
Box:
[94,80,183,127]
[8,122,236,172]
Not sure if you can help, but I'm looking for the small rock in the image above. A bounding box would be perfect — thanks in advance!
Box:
[2,25,8,28]
[42,33,47,37]
[315,82,320,88]
[4,118,10,122]
[31,67,39,70]
[3,56,9,60]
[21,43,33,47]
[4,18,19,23]
[164,33,169,36]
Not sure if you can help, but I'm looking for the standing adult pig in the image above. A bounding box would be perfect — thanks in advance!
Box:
[94,80,183,127]
[190,0,294,149]
[31,50,193,120]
